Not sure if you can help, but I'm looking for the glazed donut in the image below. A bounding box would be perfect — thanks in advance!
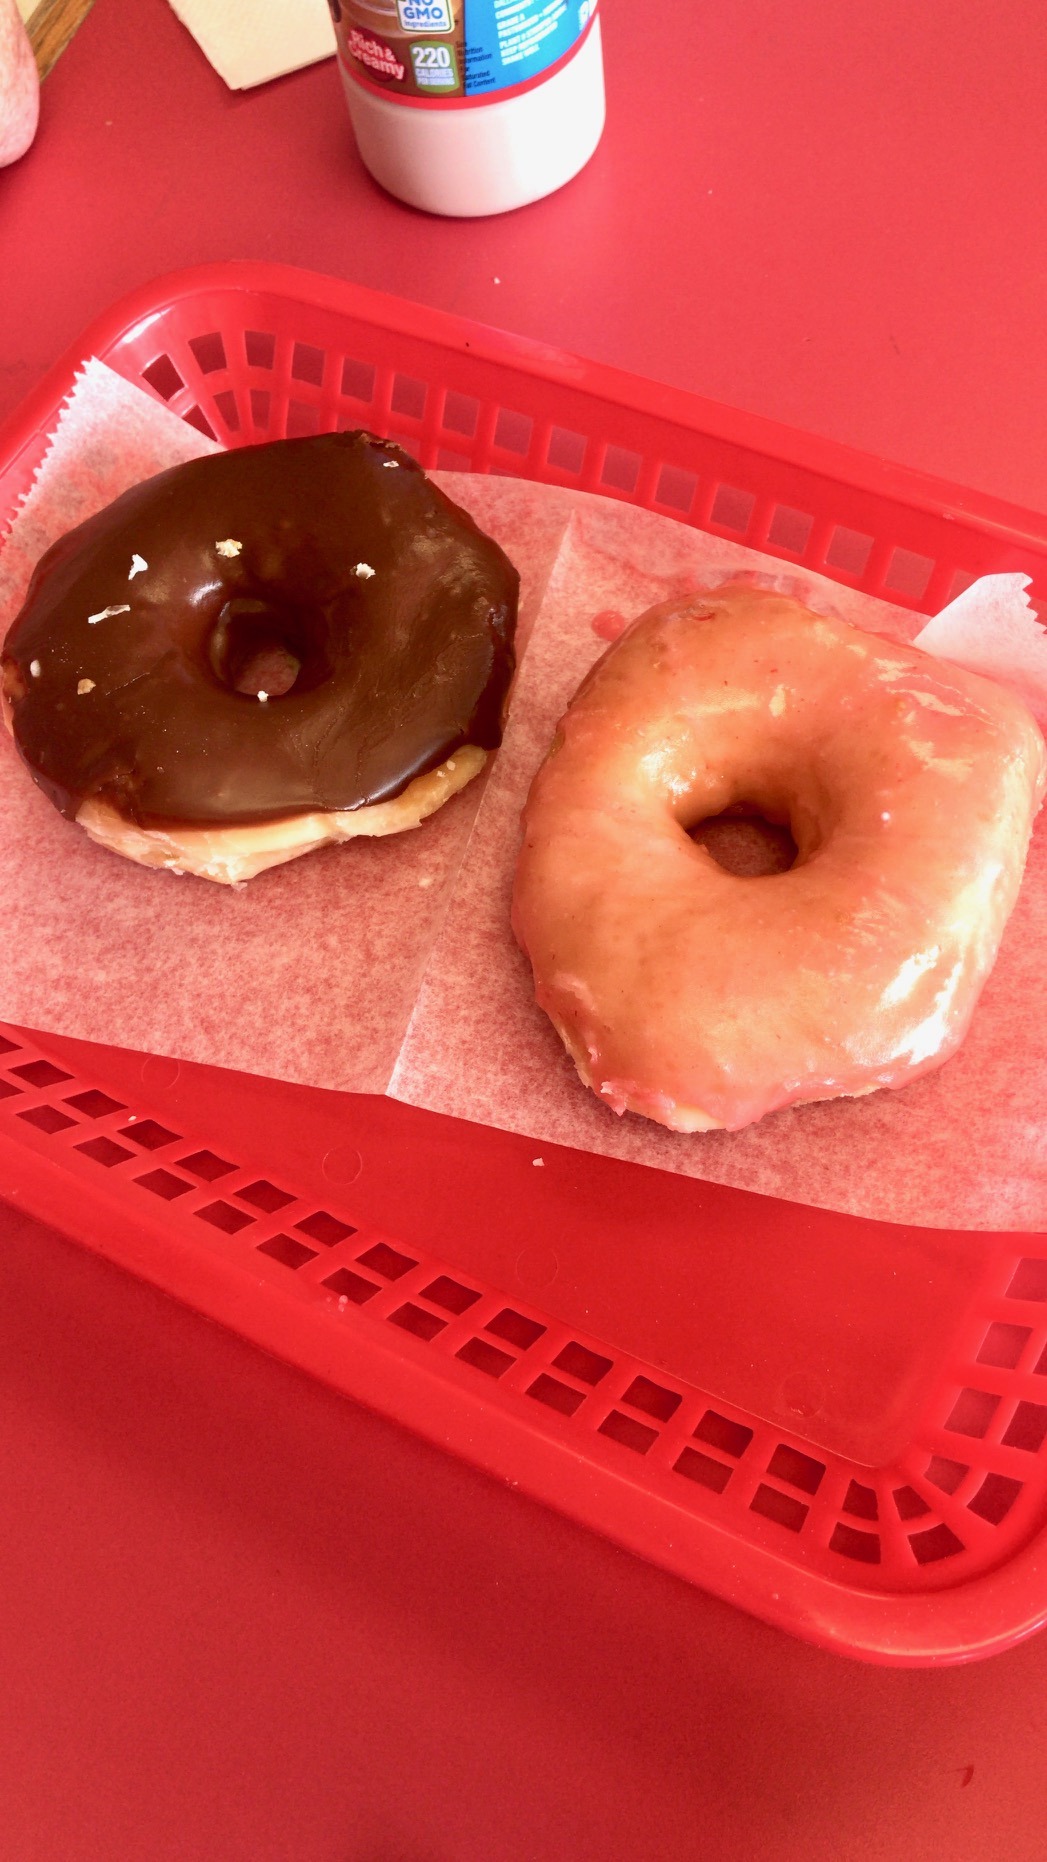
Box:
[512,583,1046,1133]
[1,430,518,883]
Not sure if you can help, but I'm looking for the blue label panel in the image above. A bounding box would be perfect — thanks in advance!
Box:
[464,0,594,97]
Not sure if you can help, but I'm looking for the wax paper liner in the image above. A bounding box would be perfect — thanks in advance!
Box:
[4,362,1047,1228]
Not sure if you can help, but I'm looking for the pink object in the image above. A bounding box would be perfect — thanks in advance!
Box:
[0,0,38,167]
[7,266,1047,1667]
[512,583,1046,1131]
[590,607,626,641]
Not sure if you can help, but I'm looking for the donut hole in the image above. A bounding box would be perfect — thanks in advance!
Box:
[209,598,330,700]
[689,804,798,877]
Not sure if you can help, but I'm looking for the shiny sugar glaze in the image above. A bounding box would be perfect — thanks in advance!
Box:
[513,584,1047,1132]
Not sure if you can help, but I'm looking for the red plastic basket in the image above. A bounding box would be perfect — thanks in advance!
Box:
[4,262,1047,1668]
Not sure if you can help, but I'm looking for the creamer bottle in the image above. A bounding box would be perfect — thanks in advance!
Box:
[329,0,604,216]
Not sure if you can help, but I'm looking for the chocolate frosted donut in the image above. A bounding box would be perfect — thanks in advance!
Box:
[1,430,518,881]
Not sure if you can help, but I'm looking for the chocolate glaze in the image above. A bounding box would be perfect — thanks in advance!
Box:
[1,431,518,828]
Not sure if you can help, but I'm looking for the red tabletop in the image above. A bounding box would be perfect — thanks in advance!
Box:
[4,2,1047,1854]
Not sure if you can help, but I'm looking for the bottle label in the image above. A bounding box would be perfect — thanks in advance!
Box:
[331,0,598,108]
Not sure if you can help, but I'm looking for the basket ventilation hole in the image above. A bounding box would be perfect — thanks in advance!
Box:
[824,525,873,577]
[286,402,320,439]
[968,1472,1023,1524]
[142,354,184,401]
[291,341,325,387]
[250,390,271,430]
[1007,1258,1047,1302]
[1002,1401,1047,1453]
[323,1267,378,1305]
[528,1373,585,1417]
[12,1060,73,1088]
[391,373,426,420]
[977,1321,1033,1369]
[944,1387,1000,1438]
[485,1308,546,1351]
[552,1340,612,1385]
[599,445,641,494]
[389,1303,446,1342]
[0,1079,21,1100]
[710,484,755,534]
[0,1033,21,1055]
[946,568,978,605]
[188,331,227,375]
[883,547,934,601]
[295,1211,356,1247]
[244,329,276,370]
[457,1337,514,1378]
[17,1105,76,1134]
[184,406,217,441]
[421,1276,481,1315]
[212,391,241,434]
[655,464,698,513]
[437,448,473,472]
[750,1485,808,1533]
[178,1148,235,1181]
[442,390,479,438]
[119,1119,180,1151]
[196,1201,255,1234]
[926,1455,968,1494]
[674,1446,733,1493]
[341,357,376,403]
[693,1409,753,1458]
[843,1480,878,1520]
[598,1410,658,1455]
[546,426,587,475]
[910,1523,965,1565]
[64,1089,125,1119]
[829,1524,881,1564]
[493,409,532,456]
[257,1233,317,1271]
[893,1485,930,1520]
[76,1137,134,1168]
[767,504,814,554]
[135,1168,192,1201]
[621,1375,682,1423]
[357,1241,417,1281]
[236,1179,295,1214]
[767,1444,826,1494]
